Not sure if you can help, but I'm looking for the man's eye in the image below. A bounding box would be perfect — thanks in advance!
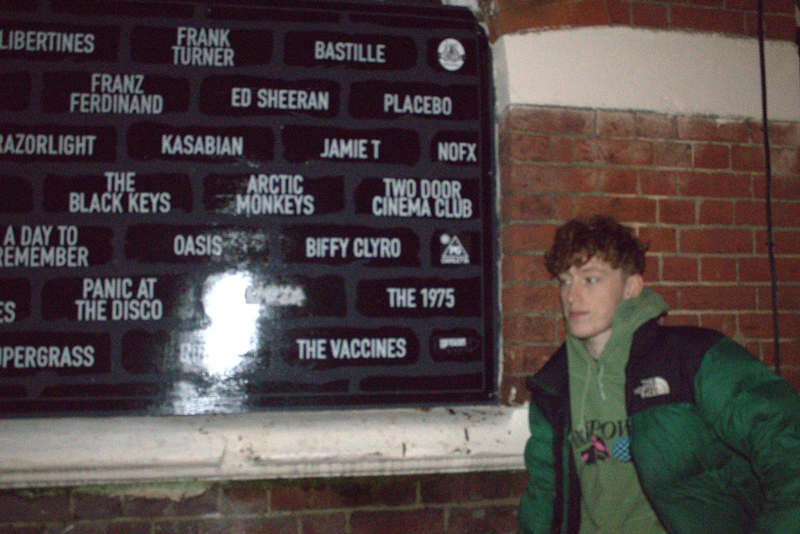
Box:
[585,277,599,284]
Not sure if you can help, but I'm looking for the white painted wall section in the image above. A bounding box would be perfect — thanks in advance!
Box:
[495,27,800,121]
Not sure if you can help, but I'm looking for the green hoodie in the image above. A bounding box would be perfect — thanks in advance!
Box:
[567,287,668,534]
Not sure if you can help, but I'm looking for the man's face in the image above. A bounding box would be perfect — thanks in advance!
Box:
[557,256,642,358]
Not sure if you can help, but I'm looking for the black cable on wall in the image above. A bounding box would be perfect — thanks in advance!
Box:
[756,0,781,375]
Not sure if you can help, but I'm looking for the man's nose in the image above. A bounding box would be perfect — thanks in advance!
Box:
[563,283,579,303]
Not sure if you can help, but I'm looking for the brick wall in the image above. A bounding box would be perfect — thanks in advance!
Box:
[499,105,800,405]
[482,0,797,41]
[0,472,526,533]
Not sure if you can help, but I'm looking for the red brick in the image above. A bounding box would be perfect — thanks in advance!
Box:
[502,253,551,284]
[607,0,631,24]
[635,113,676,139]
[754,286,779,312]
[700,257,737,282]
[731,145,765,172]
[489,0,612,38]
[0,526,43,534]
[502,164,598,194]
[680,228,753,254]
[502,224,558,253]
[120,496,174,518]
[727,0,793,12]
[421,472,522,503]
[774,284,800,309]
[301,513,348,534]
[770,147,800,175]
[739,257,771,282]
[504,345,558,374]
[776,257,800,280]
[677,171,751,198]
[661,312,700,327]
[271,479,419,512]
[772,202,800,227]
[0,491,70,523]
[73,492,123,520]
[698,199,734,225]
[733,200,765,226]
[659,198,696,224]
[504,107,595,135]
[502,193,554,221]
[654,141,692,168]
[739,312,776,339]
[503,285,559,313]
[776,341,800,369]
[351,509,444,534]
[632,2,669,28]
[693,143,730,169]
[777,313,800,338]
[774,230,800,254]
[570,196,658,223]
[508,133,561,162]
[574,139,654,165]
[553,194,575,220]
[447,505,520,534]
[301,478,414,509]
[687,0,724,7]
[677,117,749,143]
[760,174,800,201]
[597,168,638,194]
[597,110,635,137]
[780,367,800,393]
[640,170,679,196]
[671,6,745,34]
[662,256,699,282]
[182,517,296,534]
[503,314,559,344]
[751,121,800,146]
[76,520,155,534]
[724,0,754,9]
[553,137,574,162]
[221,482,270,515]
[679,285,757,310]
[270,485,328,512]
[637,226,677,254]
[699,313,738,338]
[744,12,797,40]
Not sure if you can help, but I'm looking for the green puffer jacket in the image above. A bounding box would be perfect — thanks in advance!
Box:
[519,319,800,534]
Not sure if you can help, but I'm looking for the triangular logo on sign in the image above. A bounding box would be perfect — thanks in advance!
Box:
[441,235,469,264]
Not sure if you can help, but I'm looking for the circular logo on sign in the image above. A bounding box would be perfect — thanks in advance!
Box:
[437,38,466,72]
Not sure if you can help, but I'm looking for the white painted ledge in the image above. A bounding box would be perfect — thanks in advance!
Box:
[494,27,800,121]
[0,404,530,489]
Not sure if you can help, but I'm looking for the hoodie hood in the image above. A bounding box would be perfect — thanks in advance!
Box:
[566,286,667,365]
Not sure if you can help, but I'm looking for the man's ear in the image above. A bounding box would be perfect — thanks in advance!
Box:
[623,273,645,299]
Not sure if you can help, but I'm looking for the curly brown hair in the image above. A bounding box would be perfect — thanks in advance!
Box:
[544,215,648,277]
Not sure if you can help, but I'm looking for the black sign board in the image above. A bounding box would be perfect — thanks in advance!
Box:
[0,0,496,416]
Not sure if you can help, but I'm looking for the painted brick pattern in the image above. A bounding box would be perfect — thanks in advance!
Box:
[0,472,527,534]
[482,0,796,41]
[500,105,800,401]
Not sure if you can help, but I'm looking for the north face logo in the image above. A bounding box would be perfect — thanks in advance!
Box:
[634,377,670,399]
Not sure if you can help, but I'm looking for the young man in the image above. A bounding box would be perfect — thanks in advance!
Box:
[518,215,800,534]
